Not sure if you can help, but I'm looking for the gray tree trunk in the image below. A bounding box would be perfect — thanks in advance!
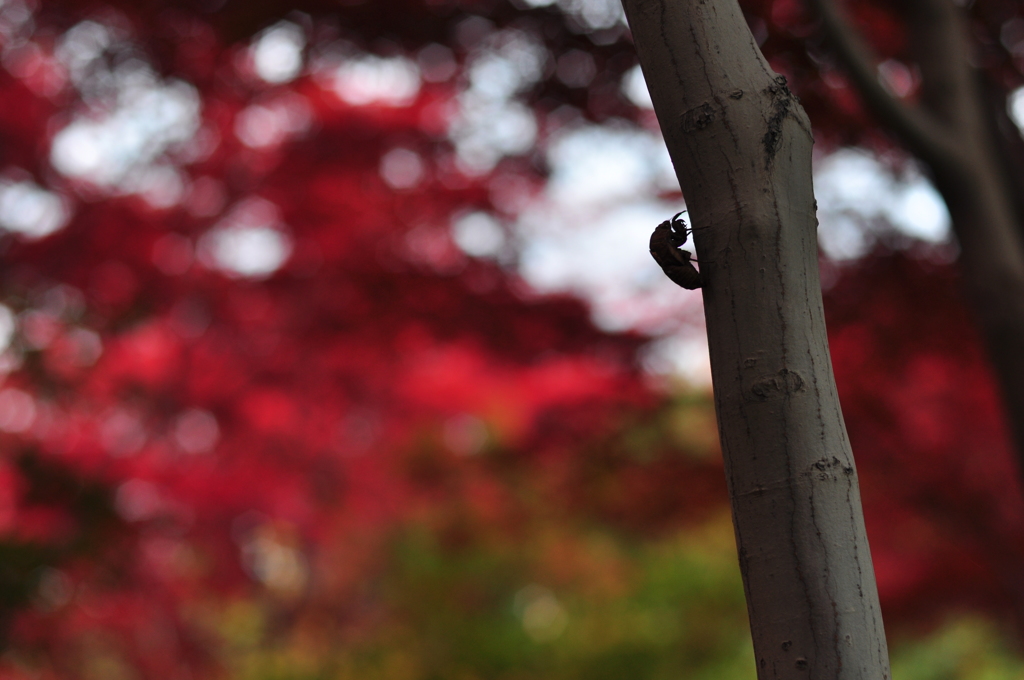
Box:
[619,0,891,678]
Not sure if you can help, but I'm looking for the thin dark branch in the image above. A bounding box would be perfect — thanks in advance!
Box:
[893,0,975,130]
[980,75,1024,242]
[807,0,964,172]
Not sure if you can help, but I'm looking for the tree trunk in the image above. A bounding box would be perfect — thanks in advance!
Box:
[808,0,1024,491]
[619,1,891,678]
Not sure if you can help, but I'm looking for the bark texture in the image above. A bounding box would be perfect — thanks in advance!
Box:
[619,1,891,678]
[809,0,1024,487]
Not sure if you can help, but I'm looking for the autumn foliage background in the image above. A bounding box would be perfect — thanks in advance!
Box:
[0,0,1022,677]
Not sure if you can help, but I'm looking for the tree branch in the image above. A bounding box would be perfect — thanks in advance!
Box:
[811,0,1024,511]
[894,0,975,130]
[980,76,1024,241]
[807,0,965,172]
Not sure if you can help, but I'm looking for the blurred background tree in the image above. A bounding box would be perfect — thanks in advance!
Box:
[0,0,1020,678]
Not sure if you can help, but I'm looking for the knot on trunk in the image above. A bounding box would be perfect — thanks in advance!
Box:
[751,367,805,400]
[681,102,716,132]
[762,75,797,168]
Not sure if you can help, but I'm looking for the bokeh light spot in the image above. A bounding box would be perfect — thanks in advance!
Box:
[329,55,421,106]
[452,212,506,257]
[380,148,425,189]
[0,180,69,238]
[174,408,220,454]
[0,388,35,433]
[251,21,305,84]
[199,198,293,278]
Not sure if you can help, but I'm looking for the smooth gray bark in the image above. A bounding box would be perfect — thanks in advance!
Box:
[619,0,891,678]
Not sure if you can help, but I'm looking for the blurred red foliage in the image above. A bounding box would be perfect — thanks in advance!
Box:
[0,2,662,673]
[825,253,1024,631]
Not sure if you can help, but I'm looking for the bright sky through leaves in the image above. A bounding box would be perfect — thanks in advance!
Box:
[30,14,955,385]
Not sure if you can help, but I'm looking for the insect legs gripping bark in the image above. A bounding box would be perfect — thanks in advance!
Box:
[649,211,701,289]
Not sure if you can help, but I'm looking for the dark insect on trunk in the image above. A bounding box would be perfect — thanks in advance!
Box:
[649,212,701,289]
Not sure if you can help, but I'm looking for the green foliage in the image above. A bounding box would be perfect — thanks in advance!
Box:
[890,618,1024,680]
[218,513,756,680]
[213,509,1024,680]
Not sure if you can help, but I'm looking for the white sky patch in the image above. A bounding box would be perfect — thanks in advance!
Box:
[622,64,654,109]
[0,179,69,238]
[449,30,545,174]
[519,200,702,333]
[515,124,679,310]
[450,98,537,173]
[54,20,114,86]
[558,0,626,32]
[50,66,201,193]
[511,0,625,36]
[512,122,708,383]
[814,149,950,259]
[452,211,506,257]
[251,21,305,84]
[206,227,291,277]
[642,333,713,386]
[199,197,293,278]
[327,55,421,106]
[466,31,546,101]
[0,305,14,353]
[1009,86,1024,134]
[544,124,677,205]
[894,183,948,239]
